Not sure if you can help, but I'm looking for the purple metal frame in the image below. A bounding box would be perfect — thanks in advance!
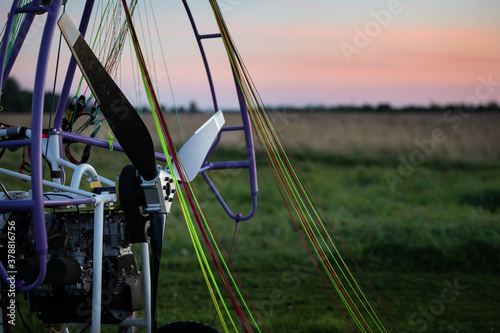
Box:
[0,0,258,292]
[0,0,43,89]
[0,0,94,292]
[54,1,95,130]
[182,0,258,222]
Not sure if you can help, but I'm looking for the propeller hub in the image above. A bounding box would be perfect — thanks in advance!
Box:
[141,169,176,215]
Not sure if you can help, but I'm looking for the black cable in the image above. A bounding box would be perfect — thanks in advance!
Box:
[16,298,34,333]
[43,194,84,248]
[43,193,73,200]
[211,222,240,328]
[0,181,11,200]
[78,323,91,333]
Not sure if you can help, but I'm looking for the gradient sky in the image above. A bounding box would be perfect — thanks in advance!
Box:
[1,0,499,109]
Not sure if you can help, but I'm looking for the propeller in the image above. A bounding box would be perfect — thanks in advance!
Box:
[58,12,225,329]
[172,110,224,181]
[58,13,225,184]
[59,12,164,327]
[58,13,157,181]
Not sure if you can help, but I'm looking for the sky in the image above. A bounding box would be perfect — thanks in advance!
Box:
[1,0,500,110]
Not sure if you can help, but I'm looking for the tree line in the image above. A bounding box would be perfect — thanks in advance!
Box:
[264,102,500,114]
[2,77,499,114]
[1,77,61,113]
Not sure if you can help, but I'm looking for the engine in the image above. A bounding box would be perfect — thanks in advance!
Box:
[2,191,143,325]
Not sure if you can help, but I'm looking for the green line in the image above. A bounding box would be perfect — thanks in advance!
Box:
[147,0,183,142]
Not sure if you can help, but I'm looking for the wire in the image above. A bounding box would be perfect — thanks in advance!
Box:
[43,193,73,200]
[78,323,91,333]
[43,193,84,247]
[147,0,183,141]
[0,180,12,200]
[211,221,240,327]
[43,3,66,180]
[16,298,34,333]
[50,323,66,333]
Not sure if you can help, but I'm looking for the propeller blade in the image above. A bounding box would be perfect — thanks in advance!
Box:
[173,110,225,181]
[58,13,157,181]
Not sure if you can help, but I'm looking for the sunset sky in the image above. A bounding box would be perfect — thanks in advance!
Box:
[1,0,499,109]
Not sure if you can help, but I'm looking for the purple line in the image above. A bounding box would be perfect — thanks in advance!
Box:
[208,161,250,170]
[199,33,221,39]
[0,0,64,292]
[0,200,33,211]
[61,131,168,162]
[1,0,43,89]
[0,0,21,93]
[221,126,245,132]
[12,4,47,14]
[0,139,31,149]
[182,0,259,222]
[182,0,219,112]
[54,0,95,131]
[19,0,62,293]
[201,171,257,222]
[63,131,124,151]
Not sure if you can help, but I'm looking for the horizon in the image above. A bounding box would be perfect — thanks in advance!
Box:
[1,1,499,110]
[4,73,500,113]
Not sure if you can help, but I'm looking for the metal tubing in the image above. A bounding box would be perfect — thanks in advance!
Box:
[119,318,147,327]
[201,171,257,221]
[0,0,21,93]
[17,0,63,293]
[140,242,152,333]
[0,139,31,149]
[59,158,115,187]
[182,0,259,222]
[69,163,100,189]
[182,0,219,112]
[62,131,169,163]
[43,198,94,206]
[1,0,43,89]
[0,199,33,211]
[199,33,221,39]
[54,0,95,130]
[221,125,245,132]
[63,131,125,151]
[12,5,48,14]
[91,198,105,333]
[0,167,97,198]
[233,71,258,197]
[203,160,249,171]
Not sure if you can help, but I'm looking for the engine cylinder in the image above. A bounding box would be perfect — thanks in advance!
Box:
[46,258,82,285]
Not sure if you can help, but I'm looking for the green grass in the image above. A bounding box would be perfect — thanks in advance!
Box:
[2,143,499,332]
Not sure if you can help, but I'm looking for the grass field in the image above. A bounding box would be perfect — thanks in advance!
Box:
[1,111,499,332]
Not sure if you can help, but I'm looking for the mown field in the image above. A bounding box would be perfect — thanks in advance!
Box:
[1,111,499,332]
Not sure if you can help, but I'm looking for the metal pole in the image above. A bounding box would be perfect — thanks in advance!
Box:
[19,0,63,293]
[54,0,96,130]
[91,197,105,333]
[140,243,152,333]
